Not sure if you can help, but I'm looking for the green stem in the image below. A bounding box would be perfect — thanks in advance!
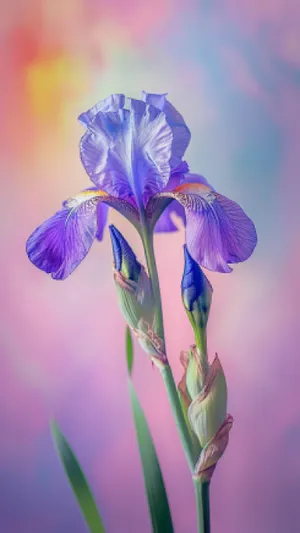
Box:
[160,365,196,471]
[141,229,196,468]
[194,481,211,533]
[194,327,209,378]
[142,230,197,472]
[141,229,165,341]
[141,227,210,528]
[194,327,207,357]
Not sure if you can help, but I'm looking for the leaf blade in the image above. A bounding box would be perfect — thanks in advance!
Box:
[126,329,174,533]
[126,326,134,375]
[51,420,106,533]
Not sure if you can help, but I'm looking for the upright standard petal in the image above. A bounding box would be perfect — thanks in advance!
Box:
[142,91,191,170]
[80,99,173,205]
[79,93,191,206]
[157,182,257,273]
[78,94,126,127]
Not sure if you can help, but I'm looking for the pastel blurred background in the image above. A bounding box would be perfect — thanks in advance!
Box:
[1,1,300,532]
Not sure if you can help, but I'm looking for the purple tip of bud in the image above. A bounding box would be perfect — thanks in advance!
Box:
[109,225,123,271]
[181,245,206,311]
[109,225,141,281]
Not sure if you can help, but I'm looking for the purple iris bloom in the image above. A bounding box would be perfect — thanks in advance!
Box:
[26,91,257,279]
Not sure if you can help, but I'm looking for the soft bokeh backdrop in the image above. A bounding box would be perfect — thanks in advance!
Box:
[1,1,300,532]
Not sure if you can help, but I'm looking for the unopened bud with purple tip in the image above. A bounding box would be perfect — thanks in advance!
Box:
[181,245,212,330]
[109,225,141,283]
[109,226,166,366]
[109,225,153,331]
[181,245,212,358]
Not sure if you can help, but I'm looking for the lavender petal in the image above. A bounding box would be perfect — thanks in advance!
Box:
[184,192,257,272]
[26,192,101,279]
[155,201,186,233]
[80,100,173,203]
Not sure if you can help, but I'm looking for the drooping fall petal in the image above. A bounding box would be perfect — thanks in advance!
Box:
[157,182,257,272]
[26,190,139,279]
[26,191,105,279]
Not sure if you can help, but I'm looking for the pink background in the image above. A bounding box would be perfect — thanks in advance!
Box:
[1,1,300,532]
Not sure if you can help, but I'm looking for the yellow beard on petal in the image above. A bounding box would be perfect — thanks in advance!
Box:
[174,182,212,195]
[65,189,108,208]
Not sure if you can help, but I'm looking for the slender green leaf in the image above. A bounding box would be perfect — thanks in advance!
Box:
[51,420,106,533]
[126,326,134,375]
[126,329,174,533]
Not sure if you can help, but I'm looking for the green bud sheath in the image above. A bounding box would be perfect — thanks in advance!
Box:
[109,225,166,365]
[110,224,154,330]
[178,348,233,481]
[188,354,227,448]
[186,346,206,398]
[114,268,153,329]
[194,414,233,482]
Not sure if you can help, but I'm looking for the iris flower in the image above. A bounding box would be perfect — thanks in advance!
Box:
[26,91,257,279]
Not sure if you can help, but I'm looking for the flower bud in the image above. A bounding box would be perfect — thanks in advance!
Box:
[178,348,233,481]
[109,225,153,330]
[194,414,233,482]
[188,354,227,448]
[109,225,141,283]
[109,225,167,366]
[185,346,206,398]
[181,245,212,330]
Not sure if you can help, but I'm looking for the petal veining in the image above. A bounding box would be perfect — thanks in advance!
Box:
[80,99,173,204]
[26,191,103,279]
[157,182,257,272]
[142,91,191,170]
[79,93,191,205]
[26,190,140,279]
